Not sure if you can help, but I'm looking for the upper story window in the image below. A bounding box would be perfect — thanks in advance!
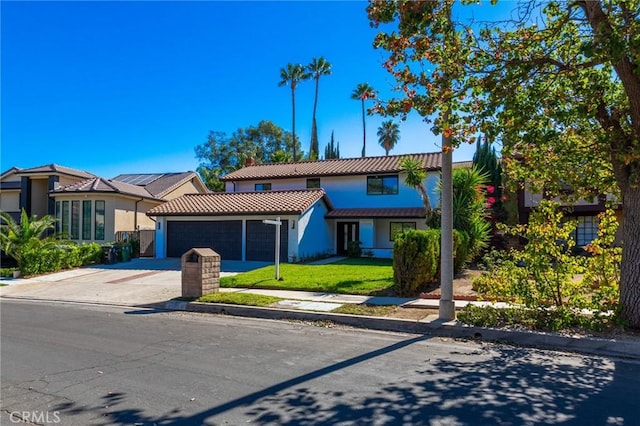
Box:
[367,175,398,195]
[255,183,272,191]
[306,178,321,189]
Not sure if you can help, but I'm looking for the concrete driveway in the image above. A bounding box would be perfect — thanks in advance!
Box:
[0,258,269,307]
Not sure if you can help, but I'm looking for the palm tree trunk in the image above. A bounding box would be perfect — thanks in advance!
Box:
[310,78,320,159]
[291,87,296,160]
[361,100,366,157]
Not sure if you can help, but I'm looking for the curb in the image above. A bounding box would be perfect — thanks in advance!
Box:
[165,300,640,361]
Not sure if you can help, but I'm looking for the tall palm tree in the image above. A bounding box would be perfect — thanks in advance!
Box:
[279,63,309,161]
[351,83,375,157]
[377,120,400,156]
[306,57,332,161]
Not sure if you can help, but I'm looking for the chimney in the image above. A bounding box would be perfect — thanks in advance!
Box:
[245,157,256,167]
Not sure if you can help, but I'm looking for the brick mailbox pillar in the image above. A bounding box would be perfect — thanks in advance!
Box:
[181,248,221,298]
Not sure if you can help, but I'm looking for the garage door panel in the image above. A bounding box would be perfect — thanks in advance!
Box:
[167,221,242,259]
[246,220,288,262]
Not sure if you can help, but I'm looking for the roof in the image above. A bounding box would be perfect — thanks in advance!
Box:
[50,177,164,201]
[112,172,208,198]
[0,166,22,180]
[453,160,473,169]
[147,189,331,217]
[221,152,441,181]
[15,164,95,179]
[325,207,426,219]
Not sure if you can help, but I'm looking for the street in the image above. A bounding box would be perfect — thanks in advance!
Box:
[1,300,638,425]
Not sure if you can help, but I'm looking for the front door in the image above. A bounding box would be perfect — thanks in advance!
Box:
[336,222,359,256]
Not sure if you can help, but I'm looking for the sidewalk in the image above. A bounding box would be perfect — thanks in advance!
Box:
[1,263,638,360]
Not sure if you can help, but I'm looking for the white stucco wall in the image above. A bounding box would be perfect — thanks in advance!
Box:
[296,201,333,260]
[228,172,440,210]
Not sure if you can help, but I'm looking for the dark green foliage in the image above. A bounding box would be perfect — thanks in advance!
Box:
[195,120,301,191]
[347,240,362,258]
[20,242,102,277]
[393,229,440,296]
[324,131,340,159]
[453,230,471,273]
[428,167,491,259]
[457,305,613,332]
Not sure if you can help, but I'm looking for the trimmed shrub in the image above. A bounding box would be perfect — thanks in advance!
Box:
[347,240,362,258]
[393,229,440,296]
[20,242,103,277]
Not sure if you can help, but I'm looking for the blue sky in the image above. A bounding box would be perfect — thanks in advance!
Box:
[2,1,503,178]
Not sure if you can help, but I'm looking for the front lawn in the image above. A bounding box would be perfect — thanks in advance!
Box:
[221,258,394,296]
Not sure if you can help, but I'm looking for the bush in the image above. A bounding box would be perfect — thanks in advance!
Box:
[347,240,362,258]
[458,304,613,332]
[20,242,103,277]
[1,268,16,277]
[393,229,440,296]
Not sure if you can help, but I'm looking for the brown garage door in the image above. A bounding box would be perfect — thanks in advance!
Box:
[167,220,242,259]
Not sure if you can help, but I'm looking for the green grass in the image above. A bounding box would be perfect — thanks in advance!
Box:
[196,292,281,307]
[332,304,398,316]
[220,258,394,296]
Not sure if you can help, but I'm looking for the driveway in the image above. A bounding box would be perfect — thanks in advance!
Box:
[0,258,269,306]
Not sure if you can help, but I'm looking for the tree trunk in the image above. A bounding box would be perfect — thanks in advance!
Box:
[620,183,640,329]
[310,78,320,160]
[291,87,297,161]
[361,100,366,157]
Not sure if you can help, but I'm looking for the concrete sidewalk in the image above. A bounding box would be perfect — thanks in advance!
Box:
[1,261,638,360]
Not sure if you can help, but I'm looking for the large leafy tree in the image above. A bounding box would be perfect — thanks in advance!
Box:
[307,57,332,160]
[351,83,376,157]
[195,120,297,191]
[377,120,400,155]
[368,0,640,327]
[279,63,310,161]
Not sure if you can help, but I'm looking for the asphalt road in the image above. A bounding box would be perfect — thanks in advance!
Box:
[1,301,638,426]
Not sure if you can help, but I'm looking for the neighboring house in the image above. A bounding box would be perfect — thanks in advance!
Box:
[0,165,209,251]
[148,153,441,261]
[0,164,95,222]
[518,184,622,247]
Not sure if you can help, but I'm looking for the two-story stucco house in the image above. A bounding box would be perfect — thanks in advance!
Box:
[147,153,441,261]
[0,165,209,252]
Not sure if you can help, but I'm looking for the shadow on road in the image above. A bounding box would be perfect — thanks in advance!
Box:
[48,338,636,425]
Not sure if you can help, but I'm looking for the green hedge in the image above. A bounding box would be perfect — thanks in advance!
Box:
[393,229,472,297]
[20,242,102,277]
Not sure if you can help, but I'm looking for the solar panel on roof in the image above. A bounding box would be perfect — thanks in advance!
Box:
[113,174,164,186]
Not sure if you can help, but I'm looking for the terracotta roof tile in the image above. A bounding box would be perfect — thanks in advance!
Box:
[222,152,441,181]
[51,177,162,201]
[147,189,329,216]
[325,208,426,219]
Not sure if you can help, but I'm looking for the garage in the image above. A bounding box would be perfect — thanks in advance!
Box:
[246,220,288,262]
[167,220,242,259]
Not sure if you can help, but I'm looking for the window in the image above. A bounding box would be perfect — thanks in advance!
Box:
[367,175,398,195]
[95,200,105,240]
[82,200,92,240]
[71,201,80,239]
[572,216,598,246]
[390,222,416,241]
[306,178,321,189]
[55,201,61,233]
[255,183,271,191]
[62,201,70,236]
